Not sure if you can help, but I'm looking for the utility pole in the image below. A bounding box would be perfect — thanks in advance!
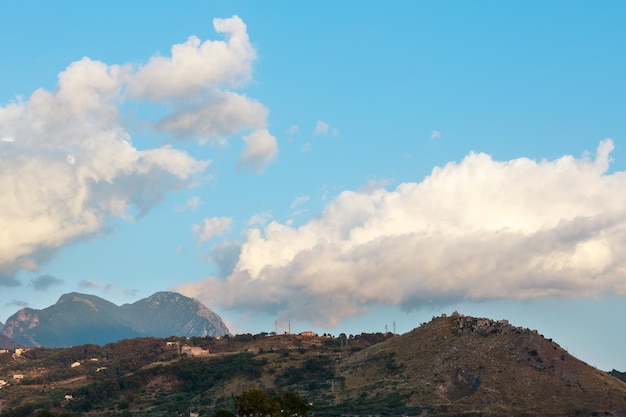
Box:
[393,321,396,334]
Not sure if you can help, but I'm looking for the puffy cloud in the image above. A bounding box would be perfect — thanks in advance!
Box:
[313,120,338,136]
[157,92,268,141]
[240,129,278,172]
[131,15,276,161]
[129,16,255,100]
[0,15,274,282]
[178,140,626,326]
[193,217,233,243]
[314,120,329,135]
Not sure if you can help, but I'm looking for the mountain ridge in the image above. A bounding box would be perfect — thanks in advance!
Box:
[1,291,229,348]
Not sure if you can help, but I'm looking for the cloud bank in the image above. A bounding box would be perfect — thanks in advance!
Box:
[178,140,626,326]
[0,16,275,285]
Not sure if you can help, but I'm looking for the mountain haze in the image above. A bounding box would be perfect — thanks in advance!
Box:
[1,291,229,347]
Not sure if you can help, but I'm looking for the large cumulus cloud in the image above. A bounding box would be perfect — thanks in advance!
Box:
[0,16,275,285]
[177,140,626,326]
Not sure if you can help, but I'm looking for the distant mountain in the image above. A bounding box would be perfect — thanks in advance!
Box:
[1,291,230,347]
[0,333,23,349]
[0,320,4,332]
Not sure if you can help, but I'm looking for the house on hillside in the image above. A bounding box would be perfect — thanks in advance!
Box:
[14,348,29,357]
[299,331,317,337]
[181,345,209,357]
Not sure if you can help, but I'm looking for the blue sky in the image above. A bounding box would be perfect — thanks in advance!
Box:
[2,1,626,371]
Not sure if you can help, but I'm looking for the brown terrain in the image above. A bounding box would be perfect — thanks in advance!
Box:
[1,313,625,417]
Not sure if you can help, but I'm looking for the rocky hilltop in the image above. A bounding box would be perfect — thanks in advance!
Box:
[1,291,230,347]
[337,312,626,415]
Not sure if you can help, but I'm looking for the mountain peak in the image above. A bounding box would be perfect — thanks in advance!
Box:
[1,291,230,347]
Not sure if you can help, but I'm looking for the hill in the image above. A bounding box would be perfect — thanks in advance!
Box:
[0,333,22,349]
[0,313,624,417]
[1,292,230,347]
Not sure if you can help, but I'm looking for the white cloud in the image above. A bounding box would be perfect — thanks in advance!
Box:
[0,15,274,285]
[193,217,233,243]
[129,15,276,150]
[177,196,202,212]
[431,130,441,139]
[314,120,329,135]
[178,140,626,327]
[157,91,268,141]
[290,195,310,210]
[240,129,278,172]
[288,125,300,135]
[248,211,272,226]
[129,16,255,100]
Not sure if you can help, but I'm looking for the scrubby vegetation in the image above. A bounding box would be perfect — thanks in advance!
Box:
[2,316,626,417]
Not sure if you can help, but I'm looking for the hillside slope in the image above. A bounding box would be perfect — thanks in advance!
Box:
[0,314,624,417]
[0,333,22,349]
[336,313,626,415]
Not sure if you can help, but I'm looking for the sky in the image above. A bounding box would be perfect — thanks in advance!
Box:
[2,1,626,371]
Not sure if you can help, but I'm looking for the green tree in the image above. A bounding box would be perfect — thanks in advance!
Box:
[277,392,312,417]
[213,409,237,417]
[235,389,312,417]
[235,389,273,417]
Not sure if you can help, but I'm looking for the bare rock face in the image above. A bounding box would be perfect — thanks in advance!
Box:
[1,308,40,346]
[0,291,230,347]
[120,291,231,337]
[443,364,486,400]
